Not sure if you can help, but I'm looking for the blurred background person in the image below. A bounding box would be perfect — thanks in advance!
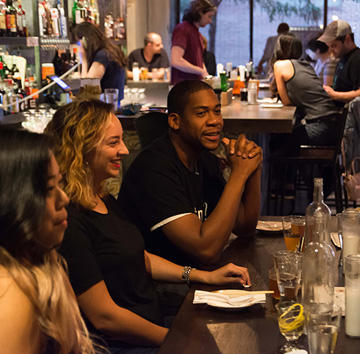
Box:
[0,127,97,354]
[270,34,339,196]
[171,0,217,85]
[75,22,127,103]
[257,22,290,76]
[306,36,338,86]
[127,32,169,80]
[201,34,216,76]
[45,99,251,353]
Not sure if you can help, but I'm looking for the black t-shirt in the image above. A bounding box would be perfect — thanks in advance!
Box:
[59,195,163,344]
[333,47,360,103]
[118,134,225,267]
[93,49,125,101]
[127,48,169,72]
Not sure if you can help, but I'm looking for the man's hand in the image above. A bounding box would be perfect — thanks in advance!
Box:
[222,135,262,179]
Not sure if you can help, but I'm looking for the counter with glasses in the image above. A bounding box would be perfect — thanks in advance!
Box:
[158,217,360,354]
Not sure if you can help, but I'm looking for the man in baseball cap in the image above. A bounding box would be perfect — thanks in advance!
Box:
[318,20,360,106]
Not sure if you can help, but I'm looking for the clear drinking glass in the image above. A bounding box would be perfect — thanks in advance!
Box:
[282,215,305,252]
[104,88,119,111]
[273,251,302,302]
[307,304,342,354]
[276,300,305,353]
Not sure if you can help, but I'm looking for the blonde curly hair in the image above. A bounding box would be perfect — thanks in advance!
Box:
[45,99,114,210]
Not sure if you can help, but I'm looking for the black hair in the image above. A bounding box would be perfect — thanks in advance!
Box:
[0,127,53,264]
[307,38,329,54]
[182,0,217,23]
[277,23,290,34]
[168,80,213,116]
[337,33,355,43]
[271,34,303,67]
[75,22,127,68]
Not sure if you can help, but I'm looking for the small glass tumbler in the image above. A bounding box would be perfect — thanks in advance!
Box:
[104,88,119,111]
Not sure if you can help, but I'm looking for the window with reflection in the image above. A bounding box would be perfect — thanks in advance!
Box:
[178,0,359,74]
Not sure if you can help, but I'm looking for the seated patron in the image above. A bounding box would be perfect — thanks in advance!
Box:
[119,80,262,266]
[0,128,96,354]
[127,32,169,80]
[306,36,338,86]
[271,34,339,154]
[318,20,360,106]
[75,22,127,102]
[45,99,251,353]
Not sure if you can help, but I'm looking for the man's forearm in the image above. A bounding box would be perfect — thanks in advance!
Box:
[233,166,262,236]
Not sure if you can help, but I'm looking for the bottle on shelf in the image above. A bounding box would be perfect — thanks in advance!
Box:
[17,0,26,36]
[73,0,86,25]
[50,4,60,38]
[5,0,17,37]
[29,76,38,108]
[104,13,114,39]
[305,178,331,247]
[38,1,46,37]
[0,1,7,37]
[57,0,67,38]
[114,17,126,40]
[43,0,53,37]
[91,0,99,25]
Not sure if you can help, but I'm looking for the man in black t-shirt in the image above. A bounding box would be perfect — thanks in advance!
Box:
[127,32,169,80]
[119,80,262,266]
[318,20,360,106]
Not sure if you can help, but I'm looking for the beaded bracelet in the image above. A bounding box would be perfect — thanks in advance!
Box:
[182,266,192,285]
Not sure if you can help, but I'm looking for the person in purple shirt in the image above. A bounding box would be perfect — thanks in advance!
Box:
[171,0,217,85]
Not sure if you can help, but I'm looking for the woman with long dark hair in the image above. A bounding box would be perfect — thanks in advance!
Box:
[75,22,127,102]
[0,127,97,354]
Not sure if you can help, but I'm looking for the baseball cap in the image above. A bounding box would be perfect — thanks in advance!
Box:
[318,20,352,43]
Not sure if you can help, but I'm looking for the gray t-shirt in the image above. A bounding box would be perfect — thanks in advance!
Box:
[286,60,338,121]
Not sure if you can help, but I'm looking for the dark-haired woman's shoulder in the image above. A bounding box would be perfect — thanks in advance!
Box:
[0,267,42,354]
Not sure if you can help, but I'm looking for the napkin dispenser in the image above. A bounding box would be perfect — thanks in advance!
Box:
[221,88,233,106]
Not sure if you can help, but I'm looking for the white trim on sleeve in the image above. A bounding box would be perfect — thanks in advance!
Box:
[150,213,191,232]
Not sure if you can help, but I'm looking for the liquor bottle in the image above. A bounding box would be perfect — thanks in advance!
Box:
[0,1,6,36]
[18,0,26,36]
[50,5,60,38]
[0,53,5,80]
[43,0,53,36]
[38,1,46,37]
[57,0,67,38]
[305,178,331,247]
[104,13,114,39]
[5,0,17,37]
[73,0,85,25]
[302,211,335,314]
[91,0,99,25]
[114,17,126,40]
[15,0,23,36]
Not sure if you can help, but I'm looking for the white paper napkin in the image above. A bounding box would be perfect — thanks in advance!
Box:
[193,290,266,307]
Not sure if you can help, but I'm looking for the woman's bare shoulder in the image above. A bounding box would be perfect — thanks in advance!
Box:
[0,266,42,354]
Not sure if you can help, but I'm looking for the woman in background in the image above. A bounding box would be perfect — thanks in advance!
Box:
[0,127,97,354]
[270,34,339,196]
[75,22,127,103]
[46,99,251,354]
[306,36,338,86]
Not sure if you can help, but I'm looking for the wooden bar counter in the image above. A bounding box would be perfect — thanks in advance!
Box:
[159,222,360,354]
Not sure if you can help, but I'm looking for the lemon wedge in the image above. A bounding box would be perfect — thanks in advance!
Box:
[278,303,305,333]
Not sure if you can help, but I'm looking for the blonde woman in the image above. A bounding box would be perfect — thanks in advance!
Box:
[46,99,251,354]
[0,127,97,354]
